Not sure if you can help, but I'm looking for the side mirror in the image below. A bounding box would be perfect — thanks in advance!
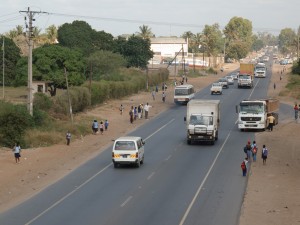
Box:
[142,141,145,145]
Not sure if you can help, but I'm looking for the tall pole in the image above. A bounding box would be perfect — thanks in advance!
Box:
[2,36,4,99]
[224,39,226,63]
[28,9,33,116]
[20,7,47,116]
[64,67,73,124]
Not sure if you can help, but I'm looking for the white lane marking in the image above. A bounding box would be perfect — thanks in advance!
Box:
[147,172,155,180]
[120,196,133,207]
[165,155,172,161]
[248,79,260,100]
[144,119,175,141]
[25,163,112,225]
[179,131,232,225]
[26,119,175,224]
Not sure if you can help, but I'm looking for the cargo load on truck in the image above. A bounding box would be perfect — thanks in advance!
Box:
[236,98,279,131]
[184,99,220,145]
[238,63,255,88]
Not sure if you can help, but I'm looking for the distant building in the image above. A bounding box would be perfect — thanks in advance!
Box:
[150,37,188,58]
[32,81,50,95]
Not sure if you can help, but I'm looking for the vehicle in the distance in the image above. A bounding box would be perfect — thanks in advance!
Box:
[210,82,222,95]
[174,84,195,105]
[112,136,145,168]
[218,78,229,89]
[238,63,254,88]
[184,99,220,145]
[254,63,267,78]
[230,71,239,80]
[225,75,234,84]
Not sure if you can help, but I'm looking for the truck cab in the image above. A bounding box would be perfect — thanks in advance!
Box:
[237,74,253,88]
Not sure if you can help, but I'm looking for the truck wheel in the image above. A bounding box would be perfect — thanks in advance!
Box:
[187,140,191,145]
[140,156,144,164]
[136,160,141,168]
[113,162,118,168]
[211,92,213,95]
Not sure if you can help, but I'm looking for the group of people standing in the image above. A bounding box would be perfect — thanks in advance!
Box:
[241,141,269,176]
[128,103,152,123]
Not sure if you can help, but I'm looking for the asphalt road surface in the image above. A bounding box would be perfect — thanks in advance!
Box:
[1,63,285,225]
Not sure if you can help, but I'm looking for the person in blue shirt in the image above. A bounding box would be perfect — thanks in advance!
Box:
[92,120,99,134]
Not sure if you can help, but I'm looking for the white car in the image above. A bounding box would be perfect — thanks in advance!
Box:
[225,75,234,84]
[230,72,239,80]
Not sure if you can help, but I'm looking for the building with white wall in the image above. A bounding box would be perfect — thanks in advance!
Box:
[150,37,188,58]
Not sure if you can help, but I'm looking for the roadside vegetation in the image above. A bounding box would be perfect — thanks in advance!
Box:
[0,17,299,148]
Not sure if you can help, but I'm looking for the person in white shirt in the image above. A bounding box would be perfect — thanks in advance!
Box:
[143,103,152,119]
[13,142,21,163]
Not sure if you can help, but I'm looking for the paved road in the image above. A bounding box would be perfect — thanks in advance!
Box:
[1,64,282,225]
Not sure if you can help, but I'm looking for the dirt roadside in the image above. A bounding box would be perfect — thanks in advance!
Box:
[0,62,299,225]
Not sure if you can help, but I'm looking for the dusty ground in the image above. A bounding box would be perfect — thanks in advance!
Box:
[0,62,299,225]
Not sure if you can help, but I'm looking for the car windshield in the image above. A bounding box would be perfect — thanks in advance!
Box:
[114,141,136,150]
[190,115,213,126]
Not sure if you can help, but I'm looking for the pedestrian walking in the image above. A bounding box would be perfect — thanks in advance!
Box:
[104,120,109,131]
[92,120,99,134]
[162,91,166,103]
[144,102,152,119]
[262,145,268,165]
[99,121,104,134]
[155,85,158,92]
[294,104,299,120]
[267,113,275,131]
[140,104,144,118]
[134,107,138,120]
[241,158,248,176]
[185,76,188,83]
[12,142,21,163]
[244,141,252,161]
[251,141,257,162]
[273,83,276,90]
[66,131,71,145]
[129,106,134,123]
[119,104,124,115]
[151,90,156,100]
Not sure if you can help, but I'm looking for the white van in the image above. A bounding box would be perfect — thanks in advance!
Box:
[112,136,145,168]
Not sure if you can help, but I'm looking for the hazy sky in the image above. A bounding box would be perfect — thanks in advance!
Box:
[0,0,299,37]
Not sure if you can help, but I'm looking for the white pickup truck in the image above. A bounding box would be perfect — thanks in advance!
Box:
[210,82,222,95]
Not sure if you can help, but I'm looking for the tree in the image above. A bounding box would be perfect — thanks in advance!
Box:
[223,17,253,60]
[116,35,153,69]
[252,34,264,51]
[87,51,127,80]
[201,23,223,57]
[46,25,58,43]
[278,28,297,55]
[57,20,114,56]
[181,31,195,52]
[137,25,153,39]
[15,44,85,95]
[0,36,21,86]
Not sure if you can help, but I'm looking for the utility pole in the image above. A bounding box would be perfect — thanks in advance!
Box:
[64,67,73,124]
[2,36,4,99]
[20,7,47,116]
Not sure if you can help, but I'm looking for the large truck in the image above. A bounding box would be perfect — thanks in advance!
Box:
[238,63,255,88]
[236,98,279,131]
[184,99,220,145]
[254,63,267,78]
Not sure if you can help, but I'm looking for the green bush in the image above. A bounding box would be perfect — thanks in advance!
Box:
[0,101,33,147]
[33,93,53,111]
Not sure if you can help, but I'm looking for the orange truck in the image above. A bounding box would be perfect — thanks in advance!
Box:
[238,63,255,88]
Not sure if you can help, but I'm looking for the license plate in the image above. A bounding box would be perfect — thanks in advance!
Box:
[122,155,127,158]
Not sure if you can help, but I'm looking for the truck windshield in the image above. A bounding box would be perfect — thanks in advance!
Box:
[190,115,213,126]
[240,103,264,114]
[239,75,251,79]
[255,67,265,71]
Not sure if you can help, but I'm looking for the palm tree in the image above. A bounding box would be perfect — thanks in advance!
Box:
[137,25,153,39]
[16,25,24,36]
[46,25,57,43]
